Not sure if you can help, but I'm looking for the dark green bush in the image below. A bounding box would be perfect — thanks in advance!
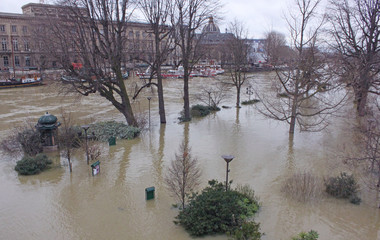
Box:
[241,99,260,105]
[228,221,262,240]
[190,104,221,118]
[291,230,319,240]
[325,172,361,204]
[191,104,211,117]
[15,154,52,175]
[176,180,260,237]
[85,121,140,141]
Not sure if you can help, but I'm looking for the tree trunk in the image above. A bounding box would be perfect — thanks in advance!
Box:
[117,71,138,127]
[236,85,241,108]
[183,64,190,121]
[357,88,368,117]
[67,149,72,172]
[155,33,166,124]
[289,97,297,134]
[356,71,371,117]
[157,74,166,124]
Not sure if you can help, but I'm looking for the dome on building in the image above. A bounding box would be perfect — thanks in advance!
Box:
[38,112,58,125]
[36,112,61,130]
[202,16,220,33]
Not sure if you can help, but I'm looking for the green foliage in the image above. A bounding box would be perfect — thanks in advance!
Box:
[15,154,52,175]
[176,180,260,237]
[291,230,319,240]
[191,104,211,117]
[190,104,221,118]
[325,172,361,204]
[17,128,43,156]
[228,221,262,240]
[241,99,260,105]
[87,121,140,141]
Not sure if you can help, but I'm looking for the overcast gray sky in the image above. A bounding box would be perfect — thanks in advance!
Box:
[0,0,325,39]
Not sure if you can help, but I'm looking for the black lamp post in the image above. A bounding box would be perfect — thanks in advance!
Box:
[221,155,234,191]
[147,96,152,127]
[246,85,253,101]
[82,125,90,165]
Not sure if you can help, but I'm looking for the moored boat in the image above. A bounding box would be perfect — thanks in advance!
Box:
[0,75,43,89]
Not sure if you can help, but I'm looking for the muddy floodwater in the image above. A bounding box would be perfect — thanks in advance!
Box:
[0,73,379,240]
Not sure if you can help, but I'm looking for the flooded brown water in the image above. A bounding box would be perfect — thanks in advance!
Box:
[0,73,379,240]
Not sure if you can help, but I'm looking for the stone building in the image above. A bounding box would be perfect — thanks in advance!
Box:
[0,3,173,75]
[198,17,266,66]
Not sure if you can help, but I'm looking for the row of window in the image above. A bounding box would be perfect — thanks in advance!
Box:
[1,38,30,51]
[2,56,31,67]
[0,25,28,33]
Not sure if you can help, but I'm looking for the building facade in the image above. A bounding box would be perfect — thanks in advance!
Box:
[0,3,171,75]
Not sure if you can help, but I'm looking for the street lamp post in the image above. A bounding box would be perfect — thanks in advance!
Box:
[221,155,234,191]
[82,125,90,165]
[147,96,152,127]
[246,85,253,101]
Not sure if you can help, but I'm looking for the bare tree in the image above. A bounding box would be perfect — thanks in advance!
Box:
[58,110,81,173]
[0,123,42,157]
[133,0,174,124]
[263,31,288,65]
[196,81,231,109]
[328,0,380,116]
[258,0,346,134]
[172,0,221,121]
[224,20,251,108]
[165,142,201,209]
[35,0,138,126]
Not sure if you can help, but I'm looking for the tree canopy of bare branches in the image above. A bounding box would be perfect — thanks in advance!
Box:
[171,0,221,121]
[263,31,288,65]
[165,142,201,209]
[224,20,251,108]
[134,0,174,124]
[328,0,380,117]
[258,0,346,134]
[35,0,138,126]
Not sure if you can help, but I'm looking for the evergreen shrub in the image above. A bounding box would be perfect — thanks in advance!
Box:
[176,180,260,237]
[325,172,361,204]
[241,99,260,105]
[87,121,140,141]
[291,230,319,240]
[15,154,52,175]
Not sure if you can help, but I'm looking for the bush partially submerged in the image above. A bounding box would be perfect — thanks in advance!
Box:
[228,221,262,240]
[15,154,52,175]
[176,180,260,237]
[190,104,221,117]
[1,126,42,157]
[325,172,361,204]
[282,171,322,202]
[86,121,140,141]
[291,230,319,240]
[242,99,260,105]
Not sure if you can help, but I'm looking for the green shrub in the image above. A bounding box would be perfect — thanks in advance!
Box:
[86,121,140,141]
[325,172,361,204]
[241,99,260,105]
[291,230,319,240]
[191,104,211,117]
[15,154,52,175]
[228,221,262,240]
[176,180,260,237]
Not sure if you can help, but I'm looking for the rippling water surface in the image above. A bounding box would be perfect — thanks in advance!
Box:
[0,73,379,240]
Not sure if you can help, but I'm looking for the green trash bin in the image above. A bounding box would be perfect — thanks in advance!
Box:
[145,186,155,200]
[108,136,116,146]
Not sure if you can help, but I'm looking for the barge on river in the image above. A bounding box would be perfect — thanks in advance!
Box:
[0,75,43,89]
